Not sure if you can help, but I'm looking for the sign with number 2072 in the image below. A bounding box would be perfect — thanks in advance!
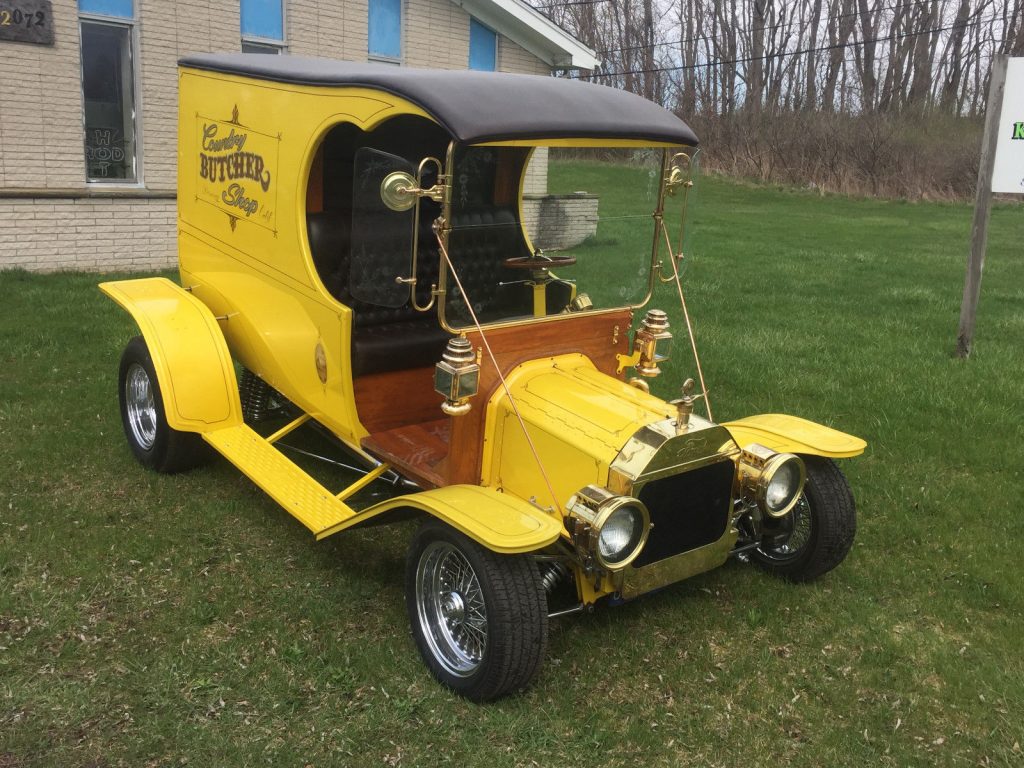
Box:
[0,0,54,46]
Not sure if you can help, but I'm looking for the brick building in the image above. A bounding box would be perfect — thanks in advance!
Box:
[0,0,596,271]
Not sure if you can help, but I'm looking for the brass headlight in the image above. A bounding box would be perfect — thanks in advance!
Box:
[738,444,806,518]
[566,486,652,571]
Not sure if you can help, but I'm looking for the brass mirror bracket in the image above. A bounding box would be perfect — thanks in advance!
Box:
[380,170,447,212]
[663,152,693,198]
[380,171,418,212]
[384,156,449,312]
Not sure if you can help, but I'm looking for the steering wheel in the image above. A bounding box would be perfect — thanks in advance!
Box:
[503,253,576,270]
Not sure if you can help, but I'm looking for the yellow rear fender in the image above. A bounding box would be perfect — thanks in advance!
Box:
[100,277,242,433]
[724,414,866,459]
[319,485,564,554]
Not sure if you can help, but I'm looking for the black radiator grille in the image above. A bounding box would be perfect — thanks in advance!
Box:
[633,459,735,568]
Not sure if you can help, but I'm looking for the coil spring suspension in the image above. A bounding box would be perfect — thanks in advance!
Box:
[539,561,570,595]
[240,368,276,423]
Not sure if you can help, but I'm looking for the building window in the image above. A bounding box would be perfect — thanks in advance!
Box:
[241,0,285,52]
[79,0,138,183]
[368,0,401,61]
[242,39,283,54]
[469,19,496,71]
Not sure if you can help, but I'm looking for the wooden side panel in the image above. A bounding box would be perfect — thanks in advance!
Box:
[354,366,444,434]
[355,310,633,489]
[446,309,633,485]
[362,419,449,489]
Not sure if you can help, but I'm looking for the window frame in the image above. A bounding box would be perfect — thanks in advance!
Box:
[78,9,143,186]
[240,0,287,53]
[367,0,403,64]
[468,17,497,72]
[242,38,286,54]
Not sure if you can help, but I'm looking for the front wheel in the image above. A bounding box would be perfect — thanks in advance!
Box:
[405,520,548,701]
[118,336,207,474]
[752,457,856,582]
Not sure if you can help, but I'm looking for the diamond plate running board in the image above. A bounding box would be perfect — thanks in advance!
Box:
[204,424,357,537]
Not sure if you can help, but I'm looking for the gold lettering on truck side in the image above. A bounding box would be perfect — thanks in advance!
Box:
[194,108,279,232]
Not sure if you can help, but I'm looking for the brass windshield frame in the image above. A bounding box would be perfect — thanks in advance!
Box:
[430,143,677,334]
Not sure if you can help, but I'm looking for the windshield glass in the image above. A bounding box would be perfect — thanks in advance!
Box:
[441,145,666,329]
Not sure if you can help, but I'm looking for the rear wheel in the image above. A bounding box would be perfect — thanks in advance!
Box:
[118,336,207,474]
[752,457,856,582]
[406,520,548,701]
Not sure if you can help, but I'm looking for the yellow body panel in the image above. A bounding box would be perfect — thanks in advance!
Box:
[483,354,675,508]
[203,423,558,552]
[99,277,242,432]
[724,414,866,458]
[175,68,436,446]
[320,485,563,552]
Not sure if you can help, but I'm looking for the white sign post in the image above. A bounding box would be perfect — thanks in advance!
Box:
[956,56,1021,358]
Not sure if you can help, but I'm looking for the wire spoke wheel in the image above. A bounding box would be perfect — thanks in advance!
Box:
[756,495,812,564]
[751,457,856,583]
[416,541,489,677]
[406,520,548,701]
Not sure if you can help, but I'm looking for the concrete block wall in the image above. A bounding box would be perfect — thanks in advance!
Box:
[498,37,549,75]
[0,0,83,189]
[522,193,599,252]
[287,0,368,59]
[523,147,549,195]
[0,198,177,270]
[0,0,556,272]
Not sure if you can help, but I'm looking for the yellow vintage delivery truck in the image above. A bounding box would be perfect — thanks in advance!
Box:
[101,54,865,701]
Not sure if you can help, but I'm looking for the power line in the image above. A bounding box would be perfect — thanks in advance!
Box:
[531,0,607,9]
[586,12,994,80]
[593,0,939,58]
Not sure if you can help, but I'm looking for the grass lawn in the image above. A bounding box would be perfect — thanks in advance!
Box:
[2,175,1023,767]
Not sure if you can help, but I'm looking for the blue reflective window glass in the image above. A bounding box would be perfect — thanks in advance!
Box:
[79,0,133,18]
[241,0,283,41]
[469,19,496,71]
[368,0,401,59]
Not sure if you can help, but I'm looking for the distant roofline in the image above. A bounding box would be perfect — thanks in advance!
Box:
[458,0,600,70]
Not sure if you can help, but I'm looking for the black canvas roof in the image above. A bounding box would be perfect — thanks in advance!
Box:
[178,54,698,147]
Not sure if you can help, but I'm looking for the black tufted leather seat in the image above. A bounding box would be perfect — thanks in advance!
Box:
[308,211,451,377]
[307,207,531,378]
[446,209,531,325]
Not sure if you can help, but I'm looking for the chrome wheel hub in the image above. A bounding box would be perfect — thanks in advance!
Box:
[415,541,488,677]
[441,591,466,624]
[125,363,157,450]
[757,495,812,562]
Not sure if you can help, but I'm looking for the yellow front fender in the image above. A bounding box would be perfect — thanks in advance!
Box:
[100,277,242,432]
[724,414,866,458]
[318,485,563,554]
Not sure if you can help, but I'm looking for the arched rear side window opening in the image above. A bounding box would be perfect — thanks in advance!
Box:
[304,115,450,302]
[305,115,454,382]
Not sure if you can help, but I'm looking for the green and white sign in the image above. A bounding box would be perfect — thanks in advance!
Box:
[992,57,1024,194]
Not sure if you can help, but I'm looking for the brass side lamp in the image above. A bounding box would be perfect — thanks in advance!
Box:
[435,336,480,416]
[634,309,672,377]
